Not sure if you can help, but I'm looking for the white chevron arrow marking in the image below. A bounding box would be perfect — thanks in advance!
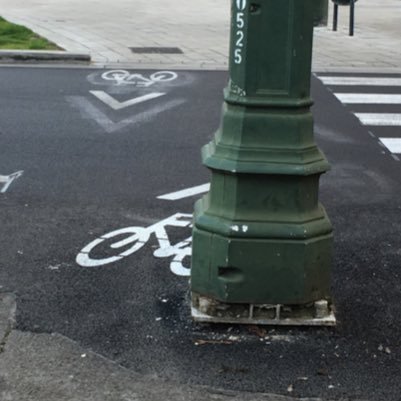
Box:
[67,96,185,134]
[90,91,166,110]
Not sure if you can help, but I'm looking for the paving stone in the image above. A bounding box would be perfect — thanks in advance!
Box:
[0,0,397,70]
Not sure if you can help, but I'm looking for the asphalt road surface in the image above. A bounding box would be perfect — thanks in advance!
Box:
[0,66,400,401]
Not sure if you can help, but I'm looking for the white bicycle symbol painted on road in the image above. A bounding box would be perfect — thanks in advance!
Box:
[101,70,178,87]
[76,213,192,277]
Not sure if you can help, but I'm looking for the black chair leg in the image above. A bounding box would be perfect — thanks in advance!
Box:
[349,0,355,36]
[333,3,339,31]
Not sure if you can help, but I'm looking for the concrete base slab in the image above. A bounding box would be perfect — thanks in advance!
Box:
[191,298,336,327]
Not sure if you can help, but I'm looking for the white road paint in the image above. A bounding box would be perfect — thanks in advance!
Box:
[67,96,186,133]
[379,138,401,154]
[157,183,210,201]
[0,170,24,193]
[101,70,178,87]
[76,213,193,277]
[90,91,166,110]
[354,113,401,126]
[334,93,401,104]
[318,76,401,86]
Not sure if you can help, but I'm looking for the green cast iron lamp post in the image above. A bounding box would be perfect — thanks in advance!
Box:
[190,0,335,326]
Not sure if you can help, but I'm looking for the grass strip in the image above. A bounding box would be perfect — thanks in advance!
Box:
[0,16,60,50]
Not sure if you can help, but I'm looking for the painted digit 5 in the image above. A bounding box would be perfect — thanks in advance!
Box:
[234,49,242,64]
[236,12,244,28]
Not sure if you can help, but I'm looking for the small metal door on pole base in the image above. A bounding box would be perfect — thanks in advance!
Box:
[190,0,335,326]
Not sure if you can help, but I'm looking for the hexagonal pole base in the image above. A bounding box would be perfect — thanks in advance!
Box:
[191,293,336,327]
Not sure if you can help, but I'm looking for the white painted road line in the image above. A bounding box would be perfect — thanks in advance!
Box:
[157,183,210,201]
[335,93,401,104]
[379,138,401,154]
[354,113,401,126]
[90,91,166,110]
[318,77,401,87]
[68,96,185,133]
[0,170,24,193]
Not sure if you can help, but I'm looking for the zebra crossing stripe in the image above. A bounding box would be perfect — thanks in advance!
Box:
[379,138,401,154]
[354,113,401,126]
[335,93,401,104]
[322,75,401,155]
[318,76,401,86]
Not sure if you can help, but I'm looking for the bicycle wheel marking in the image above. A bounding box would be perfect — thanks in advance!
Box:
[76,213,193,276]
[169,236,192,276]
[101,70,178,87]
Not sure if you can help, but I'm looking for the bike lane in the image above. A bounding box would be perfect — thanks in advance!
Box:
[0,66,400,400]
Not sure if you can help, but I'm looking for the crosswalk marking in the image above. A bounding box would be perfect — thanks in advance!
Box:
[354,113,401,126]
[319,76,401,87]
[379,138,401,154]
[334,93,401,104]
[317,73,401,157]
